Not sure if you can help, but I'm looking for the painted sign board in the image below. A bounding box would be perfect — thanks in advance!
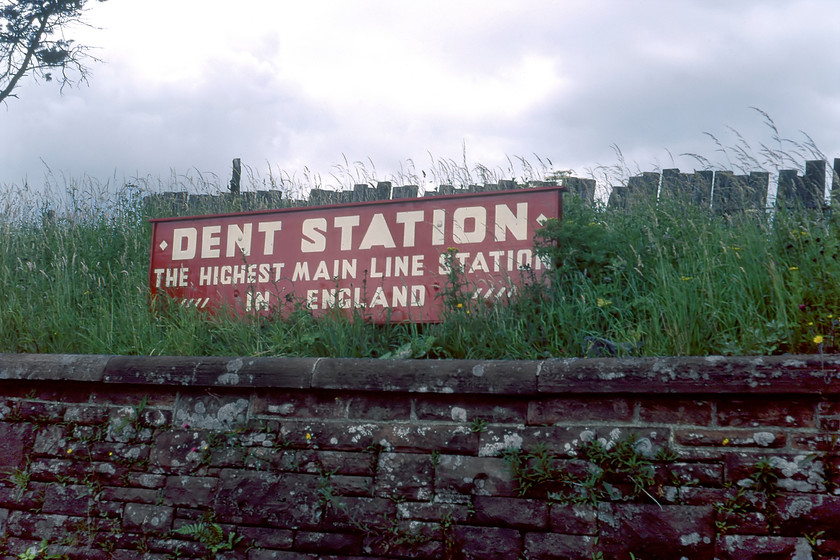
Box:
[148,186,564,322]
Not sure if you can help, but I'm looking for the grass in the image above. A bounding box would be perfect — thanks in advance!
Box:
[1,159,839,359]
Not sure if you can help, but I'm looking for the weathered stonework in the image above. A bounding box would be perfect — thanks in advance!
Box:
[0,353,838,559]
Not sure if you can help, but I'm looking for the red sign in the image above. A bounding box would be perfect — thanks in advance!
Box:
[149,186,564,322]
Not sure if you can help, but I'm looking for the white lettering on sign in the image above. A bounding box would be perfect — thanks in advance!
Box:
[171,221,283,261]
[296,203,528,254]
[494,202,528,241]
[153,267,191,287]
[258,221,283,254]
[452,206,486,244]
[438,249,543,274]
[149,185,564,323]
[304,285,427,310]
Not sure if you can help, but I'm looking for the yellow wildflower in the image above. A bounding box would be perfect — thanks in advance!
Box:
[814,335,824,344]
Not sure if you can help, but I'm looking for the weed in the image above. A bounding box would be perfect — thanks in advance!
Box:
[4,460,32,498]
[713,456,784,534]
[504,435,660,505]
[469,418,488,433]
[16,540,68,560]
[804,530,827,559]
[174,520,241,558]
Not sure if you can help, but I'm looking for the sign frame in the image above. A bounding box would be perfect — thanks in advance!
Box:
[148,186,564,322]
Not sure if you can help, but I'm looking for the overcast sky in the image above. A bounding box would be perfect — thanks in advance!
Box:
[1,0,838,198]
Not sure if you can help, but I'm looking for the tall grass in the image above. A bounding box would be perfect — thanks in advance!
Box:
[1,161,838,358]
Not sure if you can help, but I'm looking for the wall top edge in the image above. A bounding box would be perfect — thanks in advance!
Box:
[1,353,840,395]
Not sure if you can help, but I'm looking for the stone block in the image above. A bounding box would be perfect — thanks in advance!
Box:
[252,390,348,419]
[725,453,826,493]
[638,397,713,425]
[15,401,65,423]
[88,441,149,464]
[234,526,294,549]
[5,511,70,541]
[597,503,714,559]
[717,397,816,428]
[396,500,472,523]
[246,550,322,560]
[653,462,723,488]
[791,432,840,452]
[244,448,297,472]
[32,424,68,456]
[282,420,478,454]
[524,532,596,560]
[329,475,373,497]
[451,525,522,560]
[323,496,396,531]
[775,494,840,535]
[214,469,321,530]
[101,486,161,504]
[173,395,249,431]
[294,530,361,554]
[716,535,813,560]
[63,404,111,425]
[149,429,211,471]
[471,496,548,529]
[413,395,527,424]
[0,423,35,468]
[375,452,433,500]
[122,503,173,534]
[295,450,375,476]
[375,423,477,454]
[675,428,786,448]
[312,358,540,394]
[41,484,90,515]
[527,397,633,425]
[435,455,517,498]
[363,519,442,557]
[549,503,597,535]
[164,475,219,507]
[347,394,412,421]
[479,425,669,458]
[277,419,376,450]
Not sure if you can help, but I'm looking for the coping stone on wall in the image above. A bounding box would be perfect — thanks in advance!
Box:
[1,353,840,395]
[539,355,840,394]
[310,358,541,394]
[101,355,319,388]
[0,353,111,382]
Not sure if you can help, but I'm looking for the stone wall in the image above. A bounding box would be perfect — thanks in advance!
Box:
[0,353,839,559]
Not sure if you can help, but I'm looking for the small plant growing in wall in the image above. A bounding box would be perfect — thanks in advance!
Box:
[16,540,68,560]
[174,520,241,558]
[504,434,661,505]
[3,458,35,501]
[714,455,785,535]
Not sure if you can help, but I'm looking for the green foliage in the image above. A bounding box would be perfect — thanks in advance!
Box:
[3,460,32,498]
[2,174,840,358]
[173,521,241,557]
[16,541,68,560]
[504,435,660,505]
[1,0,106,105]
[713,455,784,534]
